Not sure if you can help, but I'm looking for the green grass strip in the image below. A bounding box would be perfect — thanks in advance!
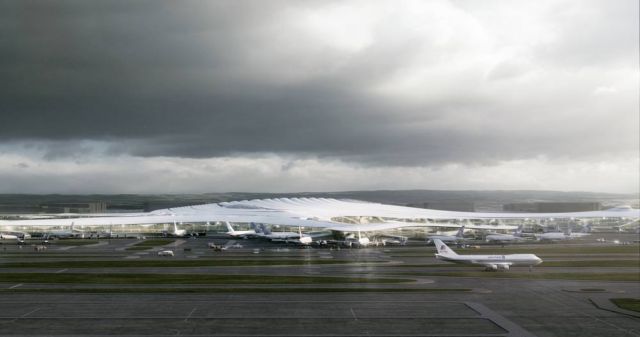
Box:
[539,260,640,268]
[0,287,471,294]
[611,298,640,312]
[21,240,99,246]
[396,272,639,282]
[0,273,411,285]
[0,255,126,258]
[0,259,361,268]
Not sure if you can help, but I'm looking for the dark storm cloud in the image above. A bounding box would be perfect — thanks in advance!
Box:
[0,0,637,166]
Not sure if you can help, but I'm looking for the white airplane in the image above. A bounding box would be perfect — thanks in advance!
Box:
[567,224,592,238]
[259,224,313,245]
[433,239,542,271]
[287,227,312,245]
[257,224,302,241]
[535,224,590,241]
[224,222,257,238]
[45,222,85,239]
[344,229,370,247]
[427,225,466,244]
[164,221,187,237]
[376,234,408,246]
[485,225,526,243]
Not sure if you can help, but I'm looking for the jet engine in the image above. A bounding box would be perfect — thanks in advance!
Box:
[497,264,510,270]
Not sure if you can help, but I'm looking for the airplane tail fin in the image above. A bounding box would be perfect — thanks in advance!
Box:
[455,225,465,238]
[225,222,235,233]
[250,222,263,233]
[515,224,523,235]
[433,239,458,256]
[260,224,271,235]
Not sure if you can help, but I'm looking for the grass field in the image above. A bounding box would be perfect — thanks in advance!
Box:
[0,287,471,294]
[0,259,364,268]
[395,271,640,282]
[0,273,412,285]
[611,298,640,312]
[393,260,640,268]
[20,240,100,246]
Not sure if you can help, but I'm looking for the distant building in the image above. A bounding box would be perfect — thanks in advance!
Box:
[503,202,601,212]
[39,202,107,213]
[407,201,475,212]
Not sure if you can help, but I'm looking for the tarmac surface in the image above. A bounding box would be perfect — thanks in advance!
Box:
[0,234,638,336]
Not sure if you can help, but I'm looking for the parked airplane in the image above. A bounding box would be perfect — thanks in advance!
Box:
[433,239,542,271]
[427,225,466,244]
[288,227,312,245]
[258,224,302,241]
[164,221,187,237]
[344,229,370,247]
[224,222,257,238]
[568,224,592,238]
[376,234,408,246]
[45,222,85,239]
[535,224,590,241]
[485,225,526,243]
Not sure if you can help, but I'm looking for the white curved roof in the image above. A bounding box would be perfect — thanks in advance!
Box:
[216,197,639,221]
[2,198,638,231]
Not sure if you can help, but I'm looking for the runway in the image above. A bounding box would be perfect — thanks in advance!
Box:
[0,235,638,336]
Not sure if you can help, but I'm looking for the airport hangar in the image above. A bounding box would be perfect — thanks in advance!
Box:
[1,198,638,239]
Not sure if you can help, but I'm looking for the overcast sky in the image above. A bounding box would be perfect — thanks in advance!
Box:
[0,0,638,194]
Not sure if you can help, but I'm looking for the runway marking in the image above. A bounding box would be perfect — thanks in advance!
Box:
[55,268,68,273]
[20,308,40,318]
[8,284,22,289]
[466,302,529,337]
[7,307,41,323]
[349,308,358,321]
[184,307,197,322]
[534,283,640,337]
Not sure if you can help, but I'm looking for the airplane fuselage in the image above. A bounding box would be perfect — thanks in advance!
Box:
[485,234,525,242]
[535,232,570,241]
[436,253,541,266]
